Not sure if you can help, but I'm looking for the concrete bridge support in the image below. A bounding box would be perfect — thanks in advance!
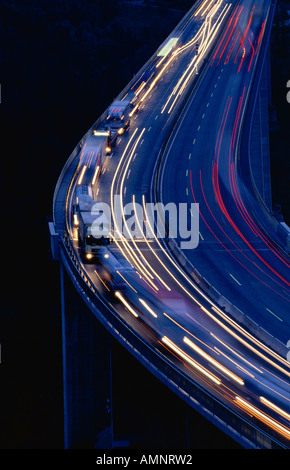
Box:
[60,262,112,449]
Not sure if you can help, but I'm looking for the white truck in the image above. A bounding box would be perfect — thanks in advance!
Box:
[98,246,136,291]
[106,99,132,149]
[75,192,111,261]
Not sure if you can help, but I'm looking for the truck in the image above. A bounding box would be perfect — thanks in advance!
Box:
[98,246,136,291]
[75,189,111,262]
[78,132,110,187]
[106,99,132,148]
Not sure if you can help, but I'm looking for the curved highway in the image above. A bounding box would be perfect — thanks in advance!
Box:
[53,0,290,449]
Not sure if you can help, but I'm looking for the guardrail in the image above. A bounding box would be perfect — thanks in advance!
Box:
[239,0,290,254]
[59,233,287,449]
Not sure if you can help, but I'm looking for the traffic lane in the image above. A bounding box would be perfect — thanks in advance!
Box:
[79,169,290,440]
[74,0,237,216]
[94,22,215,207]
[159,2,290,342]
[90,0,288,348]
[83,248,290,441]
[87,180,290,396]
[162,93,290,343]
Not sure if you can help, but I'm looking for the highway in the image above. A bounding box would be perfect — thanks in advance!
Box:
[160,1,290,345]
[56,0,290,448]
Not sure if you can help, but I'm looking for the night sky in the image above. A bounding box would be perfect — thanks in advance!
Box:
[0,0,289,452]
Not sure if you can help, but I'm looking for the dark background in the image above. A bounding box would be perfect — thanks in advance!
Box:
[0,0,289,450]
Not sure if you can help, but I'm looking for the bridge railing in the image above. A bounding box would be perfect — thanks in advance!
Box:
[59,233,287,450]
[239,0,290,254]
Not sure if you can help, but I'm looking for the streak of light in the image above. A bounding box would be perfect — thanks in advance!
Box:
[142,194,290,375]
[260,366,290,388]
[194,0,212,17]
[139,298,158,318]
[209,306,290,378]
[78,165,87,185]
[202,0,218,16]
[162,336,222,385]
[260,397,290,421]
[115,291,139,318]
[135,270,159,294]
[235,396,290,440]
[91,165,100,186]
[163,311,203,340]
[129,104,140,118]
[94,269,110,292]
[248,36,255,72]
[135,81,146,96]
[164,312,222,358]
[211,334,264,374]
[229,160,290,269]
[214,347,255,379]
[73,214,79,226]
[163,3,231,115]
[216,5,244,67]
[132,195,172,291]
[116,270,138,293]
[109,128,160,291]
[199,167,290,299]
[183,336,244,385]
[116,128,171,292]
[119,128,158,285]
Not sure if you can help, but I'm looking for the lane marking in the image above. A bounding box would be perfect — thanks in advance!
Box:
[266,308,283,322]
[229,273,242,286]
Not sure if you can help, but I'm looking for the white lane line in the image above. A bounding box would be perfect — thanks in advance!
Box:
[229,273,242,286]
[266,308,283,322]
